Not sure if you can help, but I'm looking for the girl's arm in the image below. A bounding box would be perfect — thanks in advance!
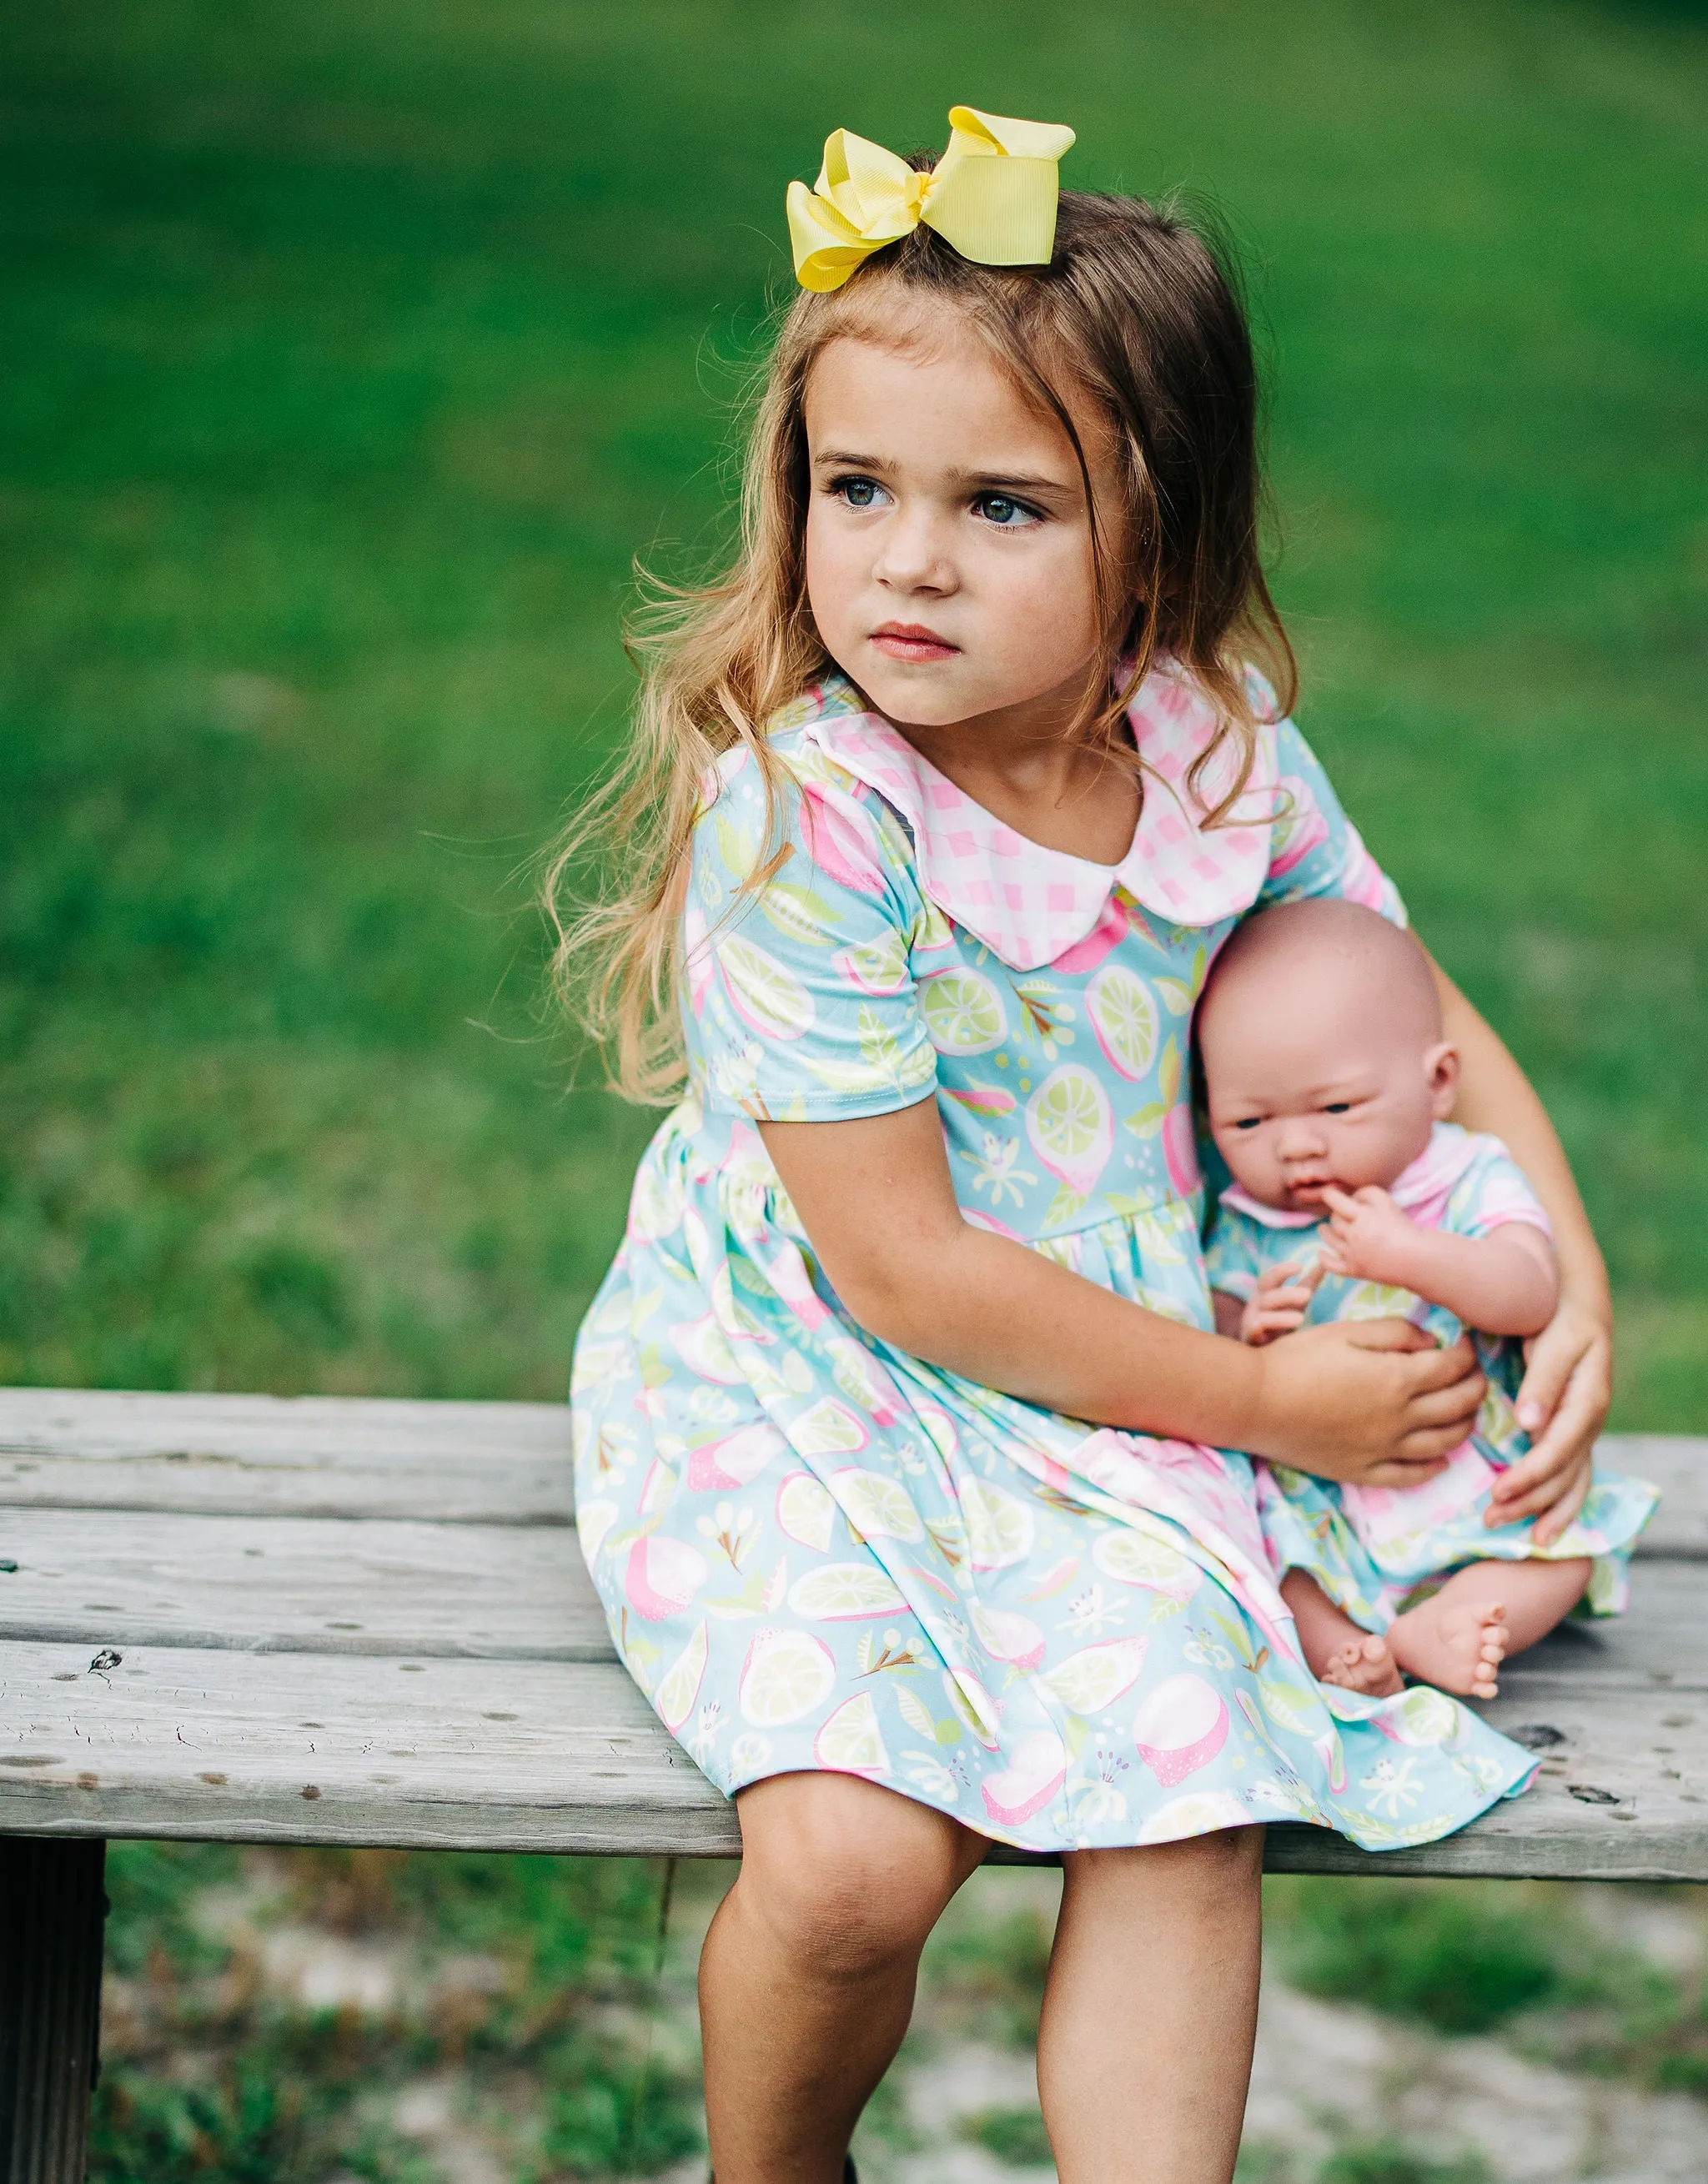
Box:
[1429,956,1613,1540]
[759,1099,1484,1484]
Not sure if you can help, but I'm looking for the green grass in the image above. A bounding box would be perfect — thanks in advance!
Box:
[3,0,1706,1411]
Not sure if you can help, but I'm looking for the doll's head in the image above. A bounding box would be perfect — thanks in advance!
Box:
[1197,900,1458,1214]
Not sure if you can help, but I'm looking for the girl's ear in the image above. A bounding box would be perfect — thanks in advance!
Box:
[1424,1040,1459,1120]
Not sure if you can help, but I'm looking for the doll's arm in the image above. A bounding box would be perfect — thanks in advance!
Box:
[760,1099,1484,1486]
[1318,1185,1559,1337]
[1428,954,1610,1539]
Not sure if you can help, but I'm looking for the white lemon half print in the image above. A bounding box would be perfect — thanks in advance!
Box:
[739,1629,836,1725]
[1085,963,1158,1082]
[919,967,1007,1056]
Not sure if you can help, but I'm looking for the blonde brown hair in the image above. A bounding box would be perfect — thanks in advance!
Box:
[546,180,1297,1102]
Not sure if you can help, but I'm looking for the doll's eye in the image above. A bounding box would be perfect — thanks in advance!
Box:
[1321,1102,1352,1115]
[1232,1117,1262,1131]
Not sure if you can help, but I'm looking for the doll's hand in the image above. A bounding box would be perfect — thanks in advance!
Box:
[1240,1260,1323,1346]
[1318,1184,1423,1288]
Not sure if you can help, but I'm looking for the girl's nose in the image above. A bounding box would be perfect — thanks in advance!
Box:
[872,511,954,595]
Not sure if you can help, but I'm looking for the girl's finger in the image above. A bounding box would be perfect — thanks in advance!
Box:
[1515,1309,1609,1438]
[1488,1459,1593,1539]
[1366,1450,1453,1485]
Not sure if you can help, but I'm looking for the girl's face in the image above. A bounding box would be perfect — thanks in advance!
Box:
[802,314,1118,735]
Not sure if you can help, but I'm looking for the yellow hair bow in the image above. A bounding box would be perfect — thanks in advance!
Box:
[786,105,1077,294]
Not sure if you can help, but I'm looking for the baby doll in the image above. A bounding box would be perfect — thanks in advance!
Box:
[1199,899,1655,1700]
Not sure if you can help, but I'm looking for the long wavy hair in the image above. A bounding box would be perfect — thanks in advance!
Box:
[545,180,1297,1102]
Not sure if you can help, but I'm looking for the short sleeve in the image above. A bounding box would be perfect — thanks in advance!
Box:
[1257,719,1408,927]
[683,752,939,1122]
[1446,1140,1554,1242]
[1203,1207,1266,1303]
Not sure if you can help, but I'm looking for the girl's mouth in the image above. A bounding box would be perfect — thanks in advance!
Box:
[871,622,959,663]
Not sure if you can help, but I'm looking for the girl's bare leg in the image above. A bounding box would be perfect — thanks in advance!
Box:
[701,1771,987,2184]
[1388,1555,1590,1699]
[1038,1825,1265,2184]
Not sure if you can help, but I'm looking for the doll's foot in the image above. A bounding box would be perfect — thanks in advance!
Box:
[1388,1598,1510,1700]
[1316,1630,1404,1698]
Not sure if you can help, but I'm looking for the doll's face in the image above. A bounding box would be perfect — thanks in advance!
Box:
[802,311,1120,735]
[1198,943,1458,1214]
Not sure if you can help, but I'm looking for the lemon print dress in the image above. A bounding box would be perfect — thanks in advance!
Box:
[570,662,1537,1853]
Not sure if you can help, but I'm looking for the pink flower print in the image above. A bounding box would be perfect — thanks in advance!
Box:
[625,1535,707,1622]
[981,1730,1068,1829]
[1025,1064,1114,1199]
[801,781,886,896]
[687,1421,788,1492]
[1133,1673,1230,1785]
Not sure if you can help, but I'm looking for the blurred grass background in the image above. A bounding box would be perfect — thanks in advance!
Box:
[3,2,1707,2179]
[3,0,1705,1416]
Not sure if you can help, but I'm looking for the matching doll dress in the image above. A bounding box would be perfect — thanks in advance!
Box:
[570,660,1581,1854]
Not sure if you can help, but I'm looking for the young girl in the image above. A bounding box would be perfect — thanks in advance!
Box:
[557,108,1613,2184]
[1198,898,1654,1703]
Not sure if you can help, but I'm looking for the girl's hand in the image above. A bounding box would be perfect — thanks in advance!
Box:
[1248,1318,1484,1485]
[1485,1291,1612,1542]
[1318,1184,1420,1286]
[1239,1261,1322,1346]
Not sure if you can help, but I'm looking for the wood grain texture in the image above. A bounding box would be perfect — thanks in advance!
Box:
[0,1389,572,1524]
[0,1390,1701,1876]
[0,1392,1695,1551]
[0,1640,1704,1874]
[0,1509,611,1660]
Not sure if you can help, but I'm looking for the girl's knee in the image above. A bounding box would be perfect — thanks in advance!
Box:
[735,1773,982,1974]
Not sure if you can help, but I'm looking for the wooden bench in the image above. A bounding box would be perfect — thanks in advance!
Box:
[1,1389,1702,2179]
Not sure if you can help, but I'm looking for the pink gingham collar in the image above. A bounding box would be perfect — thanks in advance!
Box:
[791,661,1280,972]
[1219,1123,1509,1232]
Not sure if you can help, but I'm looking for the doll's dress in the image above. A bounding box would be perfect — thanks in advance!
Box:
[1204,1121,1657,1629]
[570,663,1538,1853]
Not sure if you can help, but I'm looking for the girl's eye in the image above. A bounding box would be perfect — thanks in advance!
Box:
[973,492,1041,528]
[831,476,887,510]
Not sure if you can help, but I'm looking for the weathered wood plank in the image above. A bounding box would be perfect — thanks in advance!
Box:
[0,1644,739,1855]
[0,1392,1694,1554]
[1,1504,1697,1685]
[0,1509,612,1661]
[0,1389,573,1524]
[0,1641,1703,1875]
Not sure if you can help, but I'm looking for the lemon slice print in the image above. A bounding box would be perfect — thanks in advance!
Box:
[833,1469,924,1543]
[919,967,1007,1056]
[812,1690,891,1774]
[1025,1064,1114,1197]
[959,1477,1036,1569]
[1035,1635,1150,1715]
[655,1620,710,1733]
[718,933,816,1041]
[787,1561,907,1619]
[738,1628,836,1725]
[1085,963,1158,1082]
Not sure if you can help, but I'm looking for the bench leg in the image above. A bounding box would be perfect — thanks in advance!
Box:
[0,1839,107,2184]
